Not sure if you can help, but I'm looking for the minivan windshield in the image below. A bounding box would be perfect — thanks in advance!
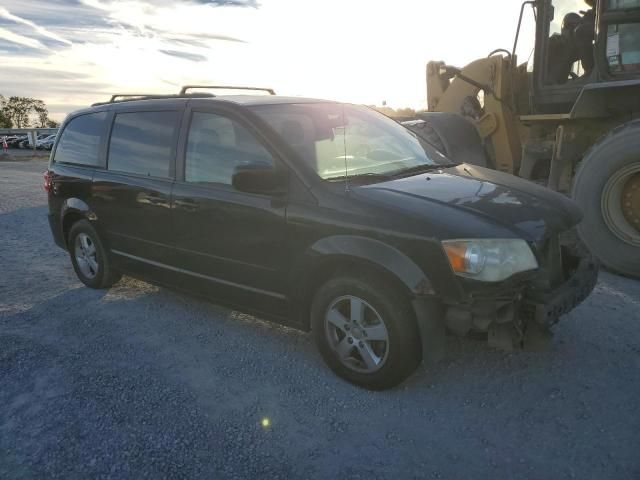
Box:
[250,103,452,181]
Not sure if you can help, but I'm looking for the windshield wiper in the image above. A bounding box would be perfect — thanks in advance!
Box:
[390,162,459,178]
[324,163,458,183]
[325,172,392,183]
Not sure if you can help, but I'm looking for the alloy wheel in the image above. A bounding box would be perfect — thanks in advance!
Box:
[324,295,390,374]
[74,232,99,279]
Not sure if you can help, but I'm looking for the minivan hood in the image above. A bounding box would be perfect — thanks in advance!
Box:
[359,164,582,242]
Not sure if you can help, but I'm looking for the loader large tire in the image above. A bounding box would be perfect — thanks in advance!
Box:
[572,120,640,278]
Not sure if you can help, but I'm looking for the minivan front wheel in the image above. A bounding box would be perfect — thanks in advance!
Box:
[68,220,120,289]
[324,295,390,374]
[311,274,421,390]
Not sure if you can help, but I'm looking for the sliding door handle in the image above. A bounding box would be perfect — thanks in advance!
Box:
[174,198,199,212]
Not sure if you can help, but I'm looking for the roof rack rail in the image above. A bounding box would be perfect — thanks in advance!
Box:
[109,94,157,102]
[179,85,276,96]
[91,92,215,107]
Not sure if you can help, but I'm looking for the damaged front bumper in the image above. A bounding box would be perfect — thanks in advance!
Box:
[441,242,599,350]
[522,252,598,327]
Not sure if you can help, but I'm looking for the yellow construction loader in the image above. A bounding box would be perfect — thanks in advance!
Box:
[403,0,640,277]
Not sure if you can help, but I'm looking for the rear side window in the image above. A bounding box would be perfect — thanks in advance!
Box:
[185,112,274,185]
[107,111,178,178]
[54,112,107,166]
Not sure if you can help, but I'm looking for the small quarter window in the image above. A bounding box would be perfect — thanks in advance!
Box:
[607,23,640,72]
[54,111,107,166]
[185,112,275,185]
[108,111,178,178]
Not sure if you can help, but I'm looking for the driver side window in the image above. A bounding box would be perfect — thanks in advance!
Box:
[185,112,275,185]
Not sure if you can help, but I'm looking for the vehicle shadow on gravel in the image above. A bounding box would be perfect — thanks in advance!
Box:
[1,283,302,479]
[3,272,639,479]
[0,268,620,393]
[4,158,640,478]
[3,271,536,400]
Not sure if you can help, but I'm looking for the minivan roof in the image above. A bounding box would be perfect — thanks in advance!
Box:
[91,94,333,108]
[69,94,337,121]
[212,95,334,106]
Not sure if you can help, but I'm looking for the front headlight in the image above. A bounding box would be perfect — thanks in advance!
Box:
[442,239,538,282]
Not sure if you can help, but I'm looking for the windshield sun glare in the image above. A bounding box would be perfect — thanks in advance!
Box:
[251,103,446,181]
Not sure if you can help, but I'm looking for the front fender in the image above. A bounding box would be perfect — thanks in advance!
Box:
[305,235,434,296]
[293,235,445,366]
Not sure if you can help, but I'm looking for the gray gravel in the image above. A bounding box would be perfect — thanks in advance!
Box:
[1,150,49,160]
[1,159,639,480]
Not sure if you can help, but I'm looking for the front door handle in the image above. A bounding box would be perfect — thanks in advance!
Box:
[174,198,199,212]
[137,192,170,208]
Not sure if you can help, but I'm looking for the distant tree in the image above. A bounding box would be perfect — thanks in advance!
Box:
[2,96,37,128]
[395,107,417,117]
[0,95,12,128]
[368,105,418,118]
[368,105,397,117]
[33,100,50,128]
[0,96,61,129]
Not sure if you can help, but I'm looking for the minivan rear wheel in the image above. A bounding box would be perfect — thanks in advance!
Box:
[311,274,421,390]
[68,220,120,289]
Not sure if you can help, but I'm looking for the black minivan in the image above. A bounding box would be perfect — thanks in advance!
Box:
[46,87,598,389]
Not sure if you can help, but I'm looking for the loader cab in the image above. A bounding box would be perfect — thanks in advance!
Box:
[529,0,640,113]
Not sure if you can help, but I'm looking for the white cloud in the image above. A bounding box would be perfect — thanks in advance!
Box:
[0,6,71,45]
[1,0,546,120]
[0,26,46,49]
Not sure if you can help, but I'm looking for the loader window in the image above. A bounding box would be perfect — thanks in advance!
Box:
[608,0,640,8]
[607,23,640,72]
[545,0,596,84]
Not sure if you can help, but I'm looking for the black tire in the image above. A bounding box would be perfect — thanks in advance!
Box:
[572,121,640,278]
[68,220,121,289]
[311,274,421,390]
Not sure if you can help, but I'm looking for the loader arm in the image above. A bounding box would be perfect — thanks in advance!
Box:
[427,56,522,174]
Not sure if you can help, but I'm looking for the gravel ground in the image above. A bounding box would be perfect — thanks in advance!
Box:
[1,159,639,480]
[1,150,49,160]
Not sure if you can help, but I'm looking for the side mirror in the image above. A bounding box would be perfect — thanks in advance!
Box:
[231,163,287,195]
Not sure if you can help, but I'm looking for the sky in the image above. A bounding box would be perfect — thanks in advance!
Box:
[0,0,554,121]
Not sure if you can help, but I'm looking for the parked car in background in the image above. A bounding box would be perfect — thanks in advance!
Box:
[41,139,56,150]
[6,135,27,148]
[17,133,52,149]
[45,88,598,389]
[4,135,18,146]
[37,135,57,150]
